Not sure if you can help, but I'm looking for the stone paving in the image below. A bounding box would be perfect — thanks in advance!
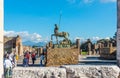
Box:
[17,55,117,67]
[17,55,40,67]
[79,55,117,65]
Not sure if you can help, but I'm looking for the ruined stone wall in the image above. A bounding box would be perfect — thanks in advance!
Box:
[46,48,79,66]
[100,47,116,60]
[23,46,36,52]
[12,65,120,78]
[16,36,23,56]
[4,36,15,52]
[4,36,23,56]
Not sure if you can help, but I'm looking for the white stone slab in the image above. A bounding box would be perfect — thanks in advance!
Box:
[12,67,66,78]
[62,65,120,78]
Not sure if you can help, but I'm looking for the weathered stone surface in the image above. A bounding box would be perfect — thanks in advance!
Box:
[61,65,120,78]
[12,65,120,78]
[100,47,116,60]
[12,67,66,78]
[4,35,23,56]
[46,48,79,66]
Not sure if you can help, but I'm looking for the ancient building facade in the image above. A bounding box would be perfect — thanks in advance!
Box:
[23,46,36,52]
[4,35,23,56]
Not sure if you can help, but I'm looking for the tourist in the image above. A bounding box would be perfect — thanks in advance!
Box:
[25,51,30,65]
[12,51,18,67]
[4,53,13,78]
[23,55,28,67]
[31,52,36,65]
[40,52,45,66]
[9,52,16,67]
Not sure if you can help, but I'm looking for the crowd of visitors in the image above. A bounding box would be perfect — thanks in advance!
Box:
[23,50,46,67]
[3,49,46,77]
[23,51,37,67]
[4,51,18,78]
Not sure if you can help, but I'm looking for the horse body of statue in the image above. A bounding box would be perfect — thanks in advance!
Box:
[51,24,69,44]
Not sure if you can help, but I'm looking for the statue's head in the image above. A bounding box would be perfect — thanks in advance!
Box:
[55,24,57,27]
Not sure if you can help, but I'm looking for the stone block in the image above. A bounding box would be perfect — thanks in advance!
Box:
[46,48,79,66]
[100,47,116,60]
[12,67,66,78]
[61,65,120,78]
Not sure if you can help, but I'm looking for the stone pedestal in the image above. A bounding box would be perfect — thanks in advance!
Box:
[46,48,79,66]
[0,0,3,77]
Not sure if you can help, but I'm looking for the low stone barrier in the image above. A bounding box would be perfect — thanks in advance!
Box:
[12,65,120,78]
[12,67,66,78]
[62,65,120,78]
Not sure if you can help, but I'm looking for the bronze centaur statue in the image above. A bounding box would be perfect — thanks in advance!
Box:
[51,24,69,44]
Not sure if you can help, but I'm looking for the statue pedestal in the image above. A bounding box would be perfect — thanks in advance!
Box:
[46,48,79,66]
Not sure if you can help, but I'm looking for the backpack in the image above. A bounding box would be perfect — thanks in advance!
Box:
[16,55,19,60]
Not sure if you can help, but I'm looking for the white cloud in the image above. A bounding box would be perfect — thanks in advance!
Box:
[4,30,42,43]
[74,36,101,41]
[83,0,94,3]
[66,0,116,4]
[91,37,101,41]
[105,37,110,40]
[74,36,110,43]
[100,0,116,3]
[67,0,94,4]
[67,0,76,3]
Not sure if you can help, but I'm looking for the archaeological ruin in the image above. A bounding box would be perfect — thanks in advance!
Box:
[1,0,120,78]
[4,35,23,56]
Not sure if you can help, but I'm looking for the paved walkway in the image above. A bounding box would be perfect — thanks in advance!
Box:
[17,55,117,67]
[17,55,41,67]
[79,55,117,65]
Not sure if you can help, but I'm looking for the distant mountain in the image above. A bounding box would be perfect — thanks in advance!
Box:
[22,41,36,46]
[35,41,47,47]
[22,41,47,47]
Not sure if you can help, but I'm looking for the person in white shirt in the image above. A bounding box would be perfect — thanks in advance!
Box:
[4,54,13,78]
[40,52,45,66]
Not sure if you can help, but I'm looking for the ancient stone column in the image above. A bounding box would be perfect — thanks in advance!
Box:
[107,41,109,48]
[88,43,91,55]
[94,44,97,55]
[39,47,43,55]
[117,0,120,67]
[0,0,3,77]
[76,39,80,54]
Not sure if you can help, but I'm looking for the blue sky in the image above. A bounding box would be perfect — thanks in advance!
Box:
[4,0,117,42]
